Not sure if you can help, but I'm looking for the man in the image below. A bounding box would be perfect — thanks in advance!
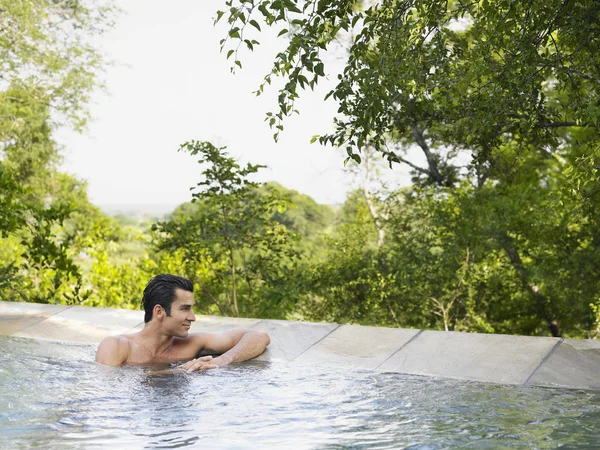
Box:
[96,274,270,372]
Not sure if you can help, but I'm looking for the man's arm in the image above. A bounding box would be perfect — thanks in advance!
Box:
[178,329,270,372]
[96,336,129,366]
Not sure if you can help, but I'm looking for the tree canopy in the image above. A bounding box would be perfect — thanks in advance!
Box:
[218,0,599,169]
[214,0,600,336]
[0,0,117,302]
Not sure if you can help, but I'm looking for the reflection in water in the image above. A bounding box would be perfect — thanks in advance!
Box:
[1,335,599,449]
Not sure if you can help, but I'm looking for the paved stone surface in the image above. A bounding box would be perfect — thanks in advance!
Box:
[0,302,71,336]
[57,305,142,327]
[527,339,600,390]
[377,330,560,385]
[0,301,69,315]
[251,320,339,361]
[2,301,599,390]
[0,314,50,336]
[127,315,262,334]
[190,315,261,331]
[296,325,420,369]
[14,306,144,344]
[13,317,125,344]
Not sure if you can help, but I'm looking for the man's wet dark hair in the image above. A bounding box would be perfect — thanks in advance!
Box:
[142,274,194,323]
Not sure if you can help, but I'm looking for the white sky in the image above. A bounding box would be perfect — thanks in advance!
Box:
[58,0,413,211]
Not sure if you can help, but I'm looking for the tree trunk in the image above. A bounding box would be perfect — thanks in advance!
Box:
[361,149,386,247]
[363,186,385,247]
[499,234,561,337]
[411,124,448,187]
[230,250,238,317]
[222,206,239,317]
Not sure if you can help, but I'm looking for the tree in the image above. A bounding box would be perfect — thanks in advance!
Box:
[217,0,599,165]
[1,0,117,130]
[343,147,390,247]
[215,0,600,337]
[0,0,117,303]
[297,199,395,325]
[154,141,300,318]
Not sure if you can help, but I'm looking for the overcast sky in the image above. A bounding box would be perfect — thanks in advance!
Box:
[58,0,412,212]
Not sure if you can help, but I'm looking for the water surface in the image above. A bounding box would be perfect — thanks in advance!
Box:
[1,336,599,449]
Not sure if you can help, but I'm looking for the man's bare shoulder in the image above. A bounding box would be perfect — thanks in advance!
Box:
[96,335,131,366]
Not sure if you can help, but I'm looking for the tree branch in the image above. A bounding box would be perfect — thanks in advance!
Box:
[411,124,450,187]
[498,233,561,337]
[534,121,580,128]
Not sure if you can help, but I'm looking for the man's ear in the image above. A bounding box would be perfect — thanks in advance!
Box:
[153,304,164,321]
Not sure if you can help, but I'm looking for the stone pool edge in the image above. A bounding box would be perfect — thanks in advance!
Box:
[1,301,599,391]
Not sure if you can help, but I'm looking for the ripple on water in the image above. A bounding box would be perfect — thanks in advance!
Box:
[1,336,600,449]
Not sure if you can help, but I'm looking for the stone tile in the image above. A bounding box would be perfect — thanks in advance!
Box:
[0,314,49,336]
[251,320,339,361]
[377,330,559,385]
[0,302,71,336]
[296,325,420,370]
[191,316,261,332]
[54,305,143,327]
[0,301,70,315]
[13,316,125,344]
[107,314,261,335]
[14,306,144,344]
[193,315,261,332]
[527,339,600,390]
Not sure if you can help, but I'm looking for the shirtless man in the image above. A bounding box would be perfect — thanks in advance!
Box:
[96,274,270,372]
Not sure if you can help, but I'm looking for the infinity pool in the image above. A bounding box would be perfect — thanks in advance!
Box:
[1,336,599,449]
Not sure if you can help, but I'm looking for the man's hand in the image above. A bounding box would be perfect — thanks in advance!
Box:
[176,355,218,373]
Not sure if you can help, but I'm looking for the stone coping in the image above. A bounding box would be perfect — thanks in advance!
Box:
[1,301,598,391]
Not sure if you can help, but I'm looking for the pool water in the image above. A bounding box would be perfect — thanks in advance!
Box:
[1,336,599,449]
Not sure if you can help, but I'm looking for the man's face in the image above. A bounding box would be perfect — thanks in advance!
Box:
[163,288,196,337]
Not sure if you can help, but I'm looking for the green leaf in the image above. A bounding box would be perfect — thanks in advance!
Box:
[249,19,261,31]
[314,63,325,76]
[282,0,302,14]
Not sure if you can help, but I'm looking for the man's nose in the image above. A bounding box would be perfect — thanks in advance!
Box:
[188,311,196,322]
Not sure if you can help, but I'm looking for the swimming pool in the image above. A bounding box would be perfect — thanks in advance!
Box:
[1,336,599,449]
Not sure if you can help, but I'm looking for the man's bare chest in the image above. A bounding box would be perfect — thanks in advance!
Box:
[126,342,197,365]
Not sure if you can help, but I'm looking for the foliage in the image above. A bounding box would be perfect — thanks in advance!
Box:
[154,141,301,317]
[0,88,89,303]
[265,182,334,240]
[0,0,117,304]
[211,0,600,337]
[217,0,599,158]
[2,0,599,341]
[171,181,335,256]
[0,0,117,129]
[296,200,395,325]
[296,170,599,337]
